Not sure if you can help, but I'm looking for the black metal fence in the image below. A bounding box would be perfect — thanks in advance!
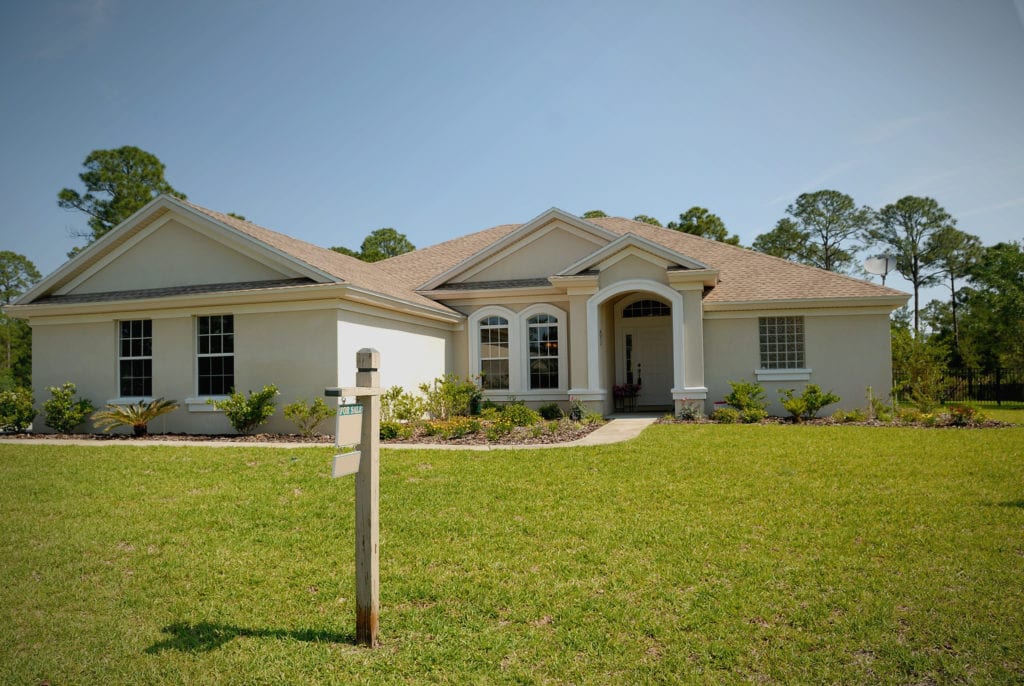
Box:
[939,368,1024,405]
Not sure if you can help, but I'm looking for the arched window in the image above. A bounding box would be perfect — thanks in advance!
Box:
[478,315,510,389]
[527,313,559,389]
[622,299,671,318]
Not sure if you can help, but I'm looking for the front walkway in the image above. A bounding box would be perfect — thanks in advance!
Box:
[0,415,660,451]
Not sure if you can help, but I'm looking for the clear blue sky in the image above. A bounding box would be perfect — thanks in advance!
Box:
[1,0,1022,304]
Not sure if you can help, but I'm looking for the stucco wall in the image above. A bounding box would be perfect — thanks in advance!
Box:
[70,219,286,294]
[337,309,450,392]
[703,311,893,415]
[457,223,602,282]
[30,306,340,434]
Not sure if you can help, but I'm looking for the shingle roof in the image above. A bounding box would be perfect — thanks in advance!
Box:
[379,215,906,304]
[183,201,457,314]
[34,278,316,305]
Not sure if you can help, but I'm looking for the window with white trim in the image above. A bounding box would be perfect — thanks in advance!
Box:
[759,316,805,369]
[478,315,509,390]
[197,315,234,395]
[119,319,152,397]
[527,313,559,389]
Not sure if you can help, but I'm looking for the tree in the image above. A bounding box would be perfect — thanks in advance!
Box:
[929,227,983,350]
[866,196,957,333]
[331,228,415,262]
[632,214,663,226]
[754,190,870,272]
[0,251,41,388]
[582,210,608,219]
[752,218,808,262]
[956,242,1024,370]
[58,146,185,253]
[667,207,740,245]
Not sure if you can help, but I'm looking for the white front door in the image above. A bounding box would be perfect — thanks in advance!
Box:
[620,321,673,408]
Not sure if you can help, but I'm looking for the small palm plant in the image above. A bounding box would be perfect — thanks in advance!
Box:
[92,398,179,436]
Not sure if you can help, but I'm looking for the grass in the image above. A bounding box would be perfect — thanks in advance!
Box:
[2,424,1023,684]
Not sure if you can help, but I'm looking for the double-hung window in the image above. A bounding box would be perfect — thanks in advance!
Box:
[527,313,559,389]
[478,316,510,390]
[197,315,234,395]
[119,319,152,397]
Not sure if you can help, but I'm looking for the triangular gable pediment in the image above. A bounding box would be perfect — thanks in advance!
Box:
[18,196,338,305]
[556,232,714,276]
[418,208,618,290]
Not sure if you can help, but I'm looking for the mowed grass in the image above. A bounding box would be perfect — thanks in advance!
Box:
[1,425,1023,684]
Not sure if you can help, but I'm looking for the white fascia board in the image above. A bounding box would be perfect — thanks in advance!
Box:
[556,232,712,276]
[340,285,463,325]
[417,207,619,291]
[703,295,910,314]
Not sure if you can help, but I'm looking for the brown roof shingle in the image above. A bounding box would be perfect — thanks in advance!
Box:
[378,215,907,304]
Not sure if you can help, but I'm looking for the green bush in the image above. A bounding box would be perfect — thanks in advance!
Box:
[43,383,95,434]
[91,398,178,436]
[381,386,425,422]
[418,375,481,420]
[725,380,768,412]
[676,402,704,421]
[740,408,768,424]
[538,403,563,420]
[379,420,413,440]
[479,406,501,420]
[833,408,868,423]
[210,385,279,434]
[711,407,740,424]
[283,397,333,437]
[568,397,587,421]
[865,386,893,422]
[778,384,841,422]
[485,417,515,441]
[582,411,605,426]
[895,406,922,425]
[0,388,35,432]
[945,404,985,427]
[501,403,541,427]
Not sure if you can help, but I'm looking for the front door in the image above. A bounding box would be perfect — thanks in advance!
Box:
[620,322,673,409]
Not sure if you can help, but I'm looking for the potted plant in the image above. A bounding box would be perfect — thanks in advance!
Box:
[613,383,642,412]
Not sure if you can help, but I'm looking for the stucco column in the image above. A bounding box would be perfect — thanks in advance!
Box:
[568,294,589,391]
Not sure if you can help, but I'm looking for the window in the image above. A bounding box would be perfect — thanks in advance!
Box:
[197,315,234,395]
[622,299,671,318]
[478,315,509,390]
[759,316,805,369]
[527,313,559,389]
[119,319,152,397]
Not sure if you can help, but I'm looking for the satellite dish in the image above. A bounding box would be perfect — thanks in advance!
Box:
[864,254,897,285]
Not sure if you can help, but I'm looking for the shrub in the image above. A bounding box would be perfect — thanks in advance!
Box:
[740,408,768,424]
[43,383,95,434]
[725,380,767,412]
[501,403,541,427]
[582,411,605,426]
[419,375,481,420]
[0,388,35,432]
[833,408,867,423]
[485,417,515,441]
[895,406,922,425]
[676,402,704,421]
[538,403,563,421]
[568,397,587,421]
[379,420,413,440]
[711,407,740,424]
[424,417,480,439]
[210,385,279,434]
[92,398,179,436]
[381,386,425,422]
[283,397,334,437]
[778,384,841,422]
[865,386,893,422]
[945,404,985,427]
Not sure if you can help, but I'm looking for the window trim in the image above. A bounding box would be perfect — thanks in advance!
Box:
[469,306,519,393]
[468,304,568,398]
[188,314,235,412]
[755,315,810,380]
[519,304,567,393]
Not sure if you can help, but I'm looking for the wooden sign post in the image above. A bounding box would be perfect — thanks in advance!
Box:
[325,348,382,648]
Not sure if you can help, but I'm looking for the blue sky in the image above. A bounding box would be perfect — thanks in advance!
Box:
[1,0,1022,304]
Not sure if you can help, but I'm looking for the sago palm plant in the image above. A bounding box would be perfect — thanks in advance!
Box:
[91,398,179,436]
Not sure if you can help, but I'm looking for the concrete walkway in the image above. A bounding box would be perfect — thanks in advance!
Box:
[0,415,660,451]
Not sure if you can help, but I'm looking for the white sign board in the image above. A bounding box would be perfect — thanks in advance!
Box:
[332,451,361,478]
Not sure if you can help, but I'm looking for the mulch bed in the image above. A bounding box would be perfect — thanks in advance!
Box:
[382,421,602,446]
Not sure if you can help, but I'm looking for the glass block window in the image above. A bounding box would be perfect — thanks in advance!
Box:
[527,313,559,389]
[759,316,805,369]
[197,315,234,395]
[479,315,509,390]
[622,299,671,318]
[119,319,152,397]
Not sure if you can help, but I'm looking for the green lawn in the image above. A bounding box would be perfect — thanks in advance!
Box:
[2,425,1023,684]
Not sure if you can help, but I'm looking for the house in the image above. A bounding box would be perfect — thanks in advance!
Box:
[7,195,908,433]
